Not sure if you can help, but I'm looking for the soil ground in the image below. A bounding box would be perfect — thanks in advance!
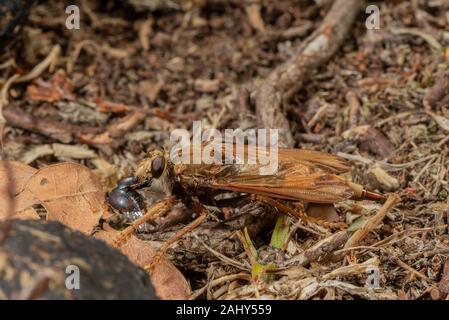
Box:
[1,0,449,300]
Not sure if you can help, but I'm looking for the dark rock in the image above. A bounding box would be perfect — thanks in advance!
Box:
[0,219,157,299]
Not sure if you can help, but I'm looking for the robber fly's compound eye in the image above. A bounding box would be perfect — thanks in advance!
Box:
[151,156,165,178]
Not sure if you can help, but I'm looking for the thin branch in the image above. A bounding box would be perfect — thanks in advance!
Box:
[255,0,364,147]
[344,194,401,250]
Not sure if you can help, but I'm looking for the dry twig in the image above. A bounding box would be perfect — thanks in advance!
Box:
[344,194,401,250]
[255,0,363,147]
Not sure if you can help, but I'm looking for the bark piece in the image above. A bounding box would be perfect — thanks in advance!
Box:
[368,165,400,192]
[3,106,100,144]
[194,78,221,93]
[245,4,266,33]
[346,91,361,128]
[423,68,449,110]
[287,231,349,266]
[343,125,395,159]
[438,258,449,296]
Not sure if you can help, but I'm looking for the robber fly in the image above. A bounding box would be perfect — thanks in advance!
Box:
[111,143,383,206]
[108,142,384,267]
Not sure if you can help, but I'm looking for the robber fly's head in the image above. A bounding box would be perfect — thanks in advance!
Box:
[135,149,174,195]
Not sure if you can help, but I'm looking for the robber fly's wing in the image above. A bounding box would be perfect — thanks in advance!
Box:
[277,149,349,174]
[174,142,355,203]
[232,143,349,174]
[173,142,348,174]
[226,146,354,203]
[209,165,355,204]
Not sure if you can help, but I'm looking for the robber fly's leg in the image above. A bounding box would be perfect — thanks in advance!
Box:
[113,196,176,247]
[145,201,209,270]
[251,195,347,230]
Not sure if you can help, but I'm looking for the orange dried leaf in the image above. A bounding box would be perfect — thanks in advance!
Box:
[0,161,37,219]
[26,70,75,102]
[14,162,106,234]
[13,207,40,220]
[96,230,191,300]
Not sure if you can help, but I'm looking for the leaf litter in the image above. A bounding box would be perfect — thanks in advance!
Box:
[0,0,449,300]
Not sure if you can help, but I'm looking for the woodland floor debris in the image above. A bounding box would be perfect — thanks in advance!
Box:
[0,0,449,300]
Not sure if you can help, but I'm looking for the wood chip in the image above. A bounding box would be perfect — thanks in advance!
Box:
[245,4,266,33]
[52,143,97,159]
[368,165,400,191]
[343,125,395,159]
[194,78,221,93]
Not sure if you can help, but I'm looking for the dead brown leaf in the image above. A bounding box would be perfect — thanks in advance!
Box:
[26,69,75,102]
[0,161,38,219]
[14,207,40,220]
[14,162,106,234]
[96,229,191,300]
